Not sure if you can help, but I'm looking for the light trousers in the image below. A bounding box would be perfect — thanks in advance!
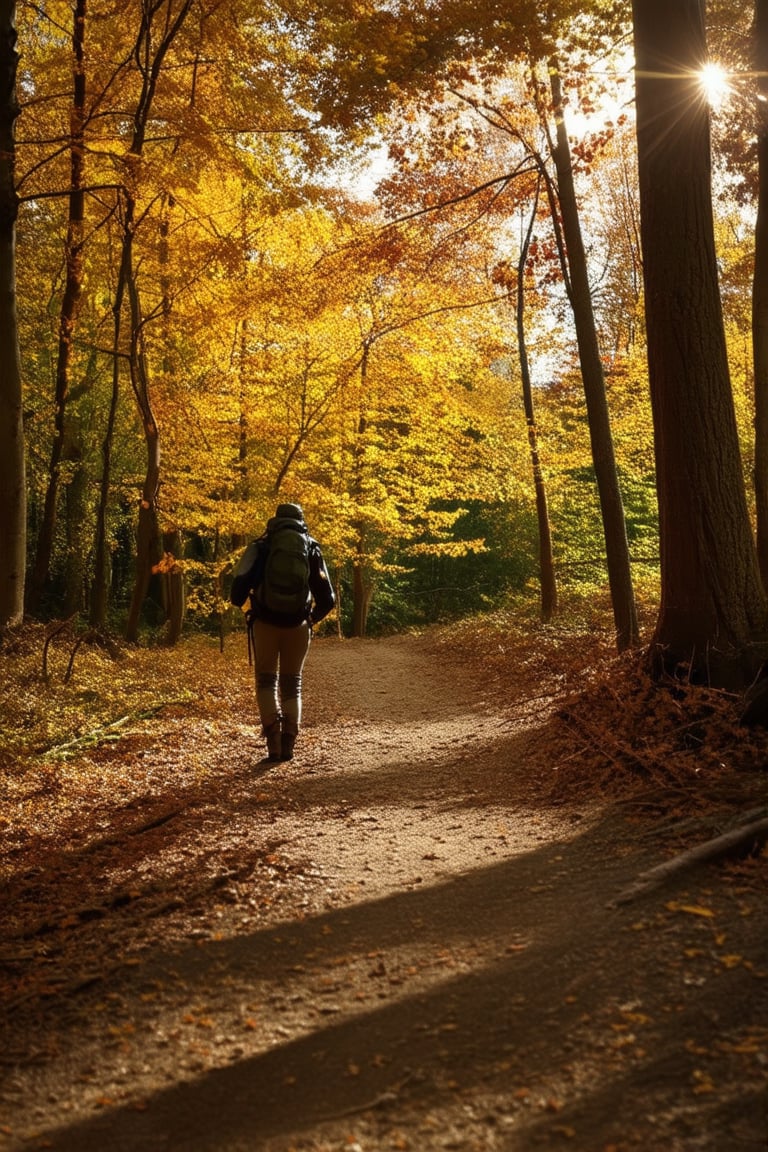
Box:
[252,619,311,735]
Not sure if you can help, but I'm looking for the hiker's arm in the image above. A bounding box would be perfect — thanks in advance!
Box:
[309,547,335,624]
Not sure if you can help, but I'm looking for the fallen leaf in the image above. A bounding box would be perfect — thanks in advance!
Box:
[666,902,715,918]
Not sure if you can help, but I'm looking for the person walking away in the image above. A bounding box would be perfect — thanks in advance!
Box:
[232,503,335,762]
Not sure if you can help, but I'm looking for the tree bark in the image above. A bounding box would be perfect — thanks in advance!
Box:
[547,65,638,650]
[633,0,768,687]
[753,0,768,587]
[0,0,25,629]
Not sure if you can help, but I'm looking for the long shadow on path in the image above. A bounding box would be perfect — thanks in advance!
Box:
[33,814,762,1152]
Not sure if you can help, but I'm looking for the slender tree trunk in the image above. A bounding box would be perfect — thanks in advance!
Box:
[633,0,768,687]
[351,342,373,638]
[547,65,638,650]
[27,0,86,614]
[63,434,88,615]
[125,269,162,643]
[351,553,373,638]
[89,338,120,627]
[0,0,25,629]
[515,186,557,622]
[753,0,768,587]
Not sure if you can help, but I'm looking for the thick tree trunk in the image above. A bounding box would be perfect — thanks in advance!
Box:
[0,2,25,629]
[753,0,768,587]
[633,0,768,687]
[27,0,86,615]
[548,66,638,651]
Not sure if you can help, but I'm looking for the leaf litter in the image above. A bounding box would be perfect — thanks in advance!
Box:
[0,616,766,1151]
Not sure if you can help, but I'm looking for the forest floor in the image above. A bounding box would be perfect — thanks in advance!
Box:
[1,615,767,1152]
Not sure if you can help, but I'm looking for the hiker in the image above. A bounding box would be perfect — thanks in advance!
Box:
[231,503,335,763]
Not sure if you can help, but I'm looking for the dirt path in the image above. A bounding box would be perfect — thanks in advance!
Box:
[1,633,766,1151]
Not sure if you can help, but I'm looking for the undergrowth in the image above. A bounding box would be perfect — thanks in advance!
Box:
[435,604,768,816]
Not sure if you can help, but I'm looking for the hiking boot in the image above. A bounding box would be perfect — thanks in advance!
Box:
[280,732,296,761]
[263,719,282,762]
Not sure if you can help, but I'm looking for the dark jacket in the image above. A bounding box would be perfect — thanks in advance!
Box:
[242,526,335,629]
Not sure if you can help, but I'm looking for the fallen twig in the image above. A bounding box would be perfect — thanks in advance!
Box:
[610,815,768,907]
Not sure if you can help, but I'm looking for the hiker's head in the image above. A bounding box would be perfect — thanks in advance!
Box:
[275,502,304,523]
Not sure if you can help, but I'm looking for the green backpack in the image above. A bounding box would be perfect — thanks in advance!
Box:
[258,518,312,618]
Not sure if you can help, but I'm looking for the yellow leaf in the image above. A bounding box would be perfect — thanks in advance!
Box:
[718,954,743,969]
[621,1011,651,1025]
[692,1070,715,1095]
[666,902,715,918]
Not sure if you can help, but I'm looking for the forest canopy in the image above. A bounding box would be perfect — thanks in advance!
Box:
[1,0,766,682]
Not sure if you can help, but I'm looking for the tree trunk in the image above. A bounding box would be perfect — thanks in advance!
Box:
[633,0,768,687]
[351,549,373,638]
[89,307,121,628]
[160,531,185,646]
[515,185,557,623]
[547,65,638,650]
[124,269,162,644]
[753,0,768,587]
[27,0,86,615]
[0,0,25,629]
[350,343,374,638]
[63,438,89,616]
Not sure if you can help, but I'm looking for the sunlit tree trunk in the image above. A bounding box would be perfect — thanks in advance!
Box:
[27,0,86,615]
[515,184,557,623]
[633,0,768,687]
[753,0,768,587]
[547,64,638,650]
[0,0,25,629]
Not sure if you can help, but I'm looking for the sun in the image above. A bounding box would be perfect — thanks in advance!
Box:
[698,62,731,109]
